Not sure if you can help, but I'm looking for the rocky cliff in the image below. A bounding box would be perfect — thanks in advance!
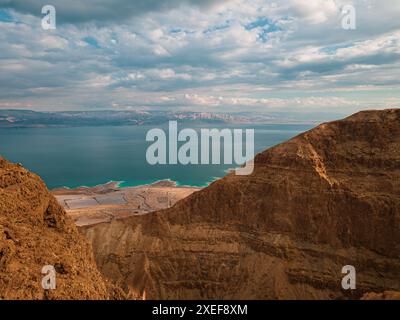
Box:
[82,109,400,299]
[0,157,118,299]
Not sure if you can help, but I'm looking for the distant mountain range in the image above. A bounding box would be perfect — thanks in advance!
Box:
[0,109,319,128]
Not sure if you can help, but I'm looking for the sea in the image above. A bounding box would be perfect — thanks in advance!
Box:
[0,123,313,189]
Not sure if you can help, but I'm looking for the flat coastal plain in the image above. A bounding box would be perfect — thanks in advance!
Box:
[52,181,200,227]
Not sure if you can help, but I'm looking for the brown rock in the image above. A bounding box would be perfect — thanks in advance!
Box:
[361,291,400,300]
[82,109,400,299]
[0,157,115,299]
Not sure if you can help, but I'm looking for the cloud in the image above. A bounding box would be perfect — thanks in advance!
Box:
[0,0,230,24]
[0,0,399,115]
[288,0,338,24]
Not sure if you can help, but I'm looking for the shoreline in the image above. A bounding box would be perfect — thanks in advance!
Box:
[53,179,202,227]
[51,177,220,193]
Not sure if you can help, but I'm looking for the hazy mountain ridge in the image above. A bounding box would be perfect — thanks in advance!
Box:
[0,109,318,128]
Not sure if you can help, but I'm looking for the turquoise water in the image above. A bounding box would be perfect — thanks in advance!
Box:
[0,123,313,189]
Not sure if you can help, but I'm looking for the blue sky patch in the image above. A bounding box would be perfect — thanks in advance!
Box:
[83,36,101,48]
[245,17,270,30]
[204,20,232,34]
[319,42,354,54]
[0,9,15,23]
[245,17,281,42]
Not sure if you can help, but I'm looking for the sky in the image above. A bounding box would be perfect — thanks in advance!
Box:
[0,0,399,117]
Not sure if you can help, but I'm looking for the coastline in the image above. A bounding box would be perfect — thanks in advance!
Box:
[52,178,202,227]
[51,177,219,193]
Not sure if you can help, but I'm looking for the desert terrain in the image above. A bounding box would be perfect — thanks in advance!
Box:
[1,109,399,300]
[52,181,200,227]
[79,109,400,299]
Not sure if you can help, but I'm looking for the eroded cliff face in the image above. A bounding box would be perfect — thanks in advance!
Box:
[82,109,400,300]
[0,158,117,299]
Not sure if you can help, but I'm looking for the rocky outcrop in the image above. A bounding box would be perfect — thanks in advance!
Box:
[0,157,119,299]
[362,291,400,300]
[82,109,400,299]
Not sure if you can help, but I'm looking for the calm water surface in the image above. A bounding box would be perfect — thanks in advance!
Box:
[0,123,313,189]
